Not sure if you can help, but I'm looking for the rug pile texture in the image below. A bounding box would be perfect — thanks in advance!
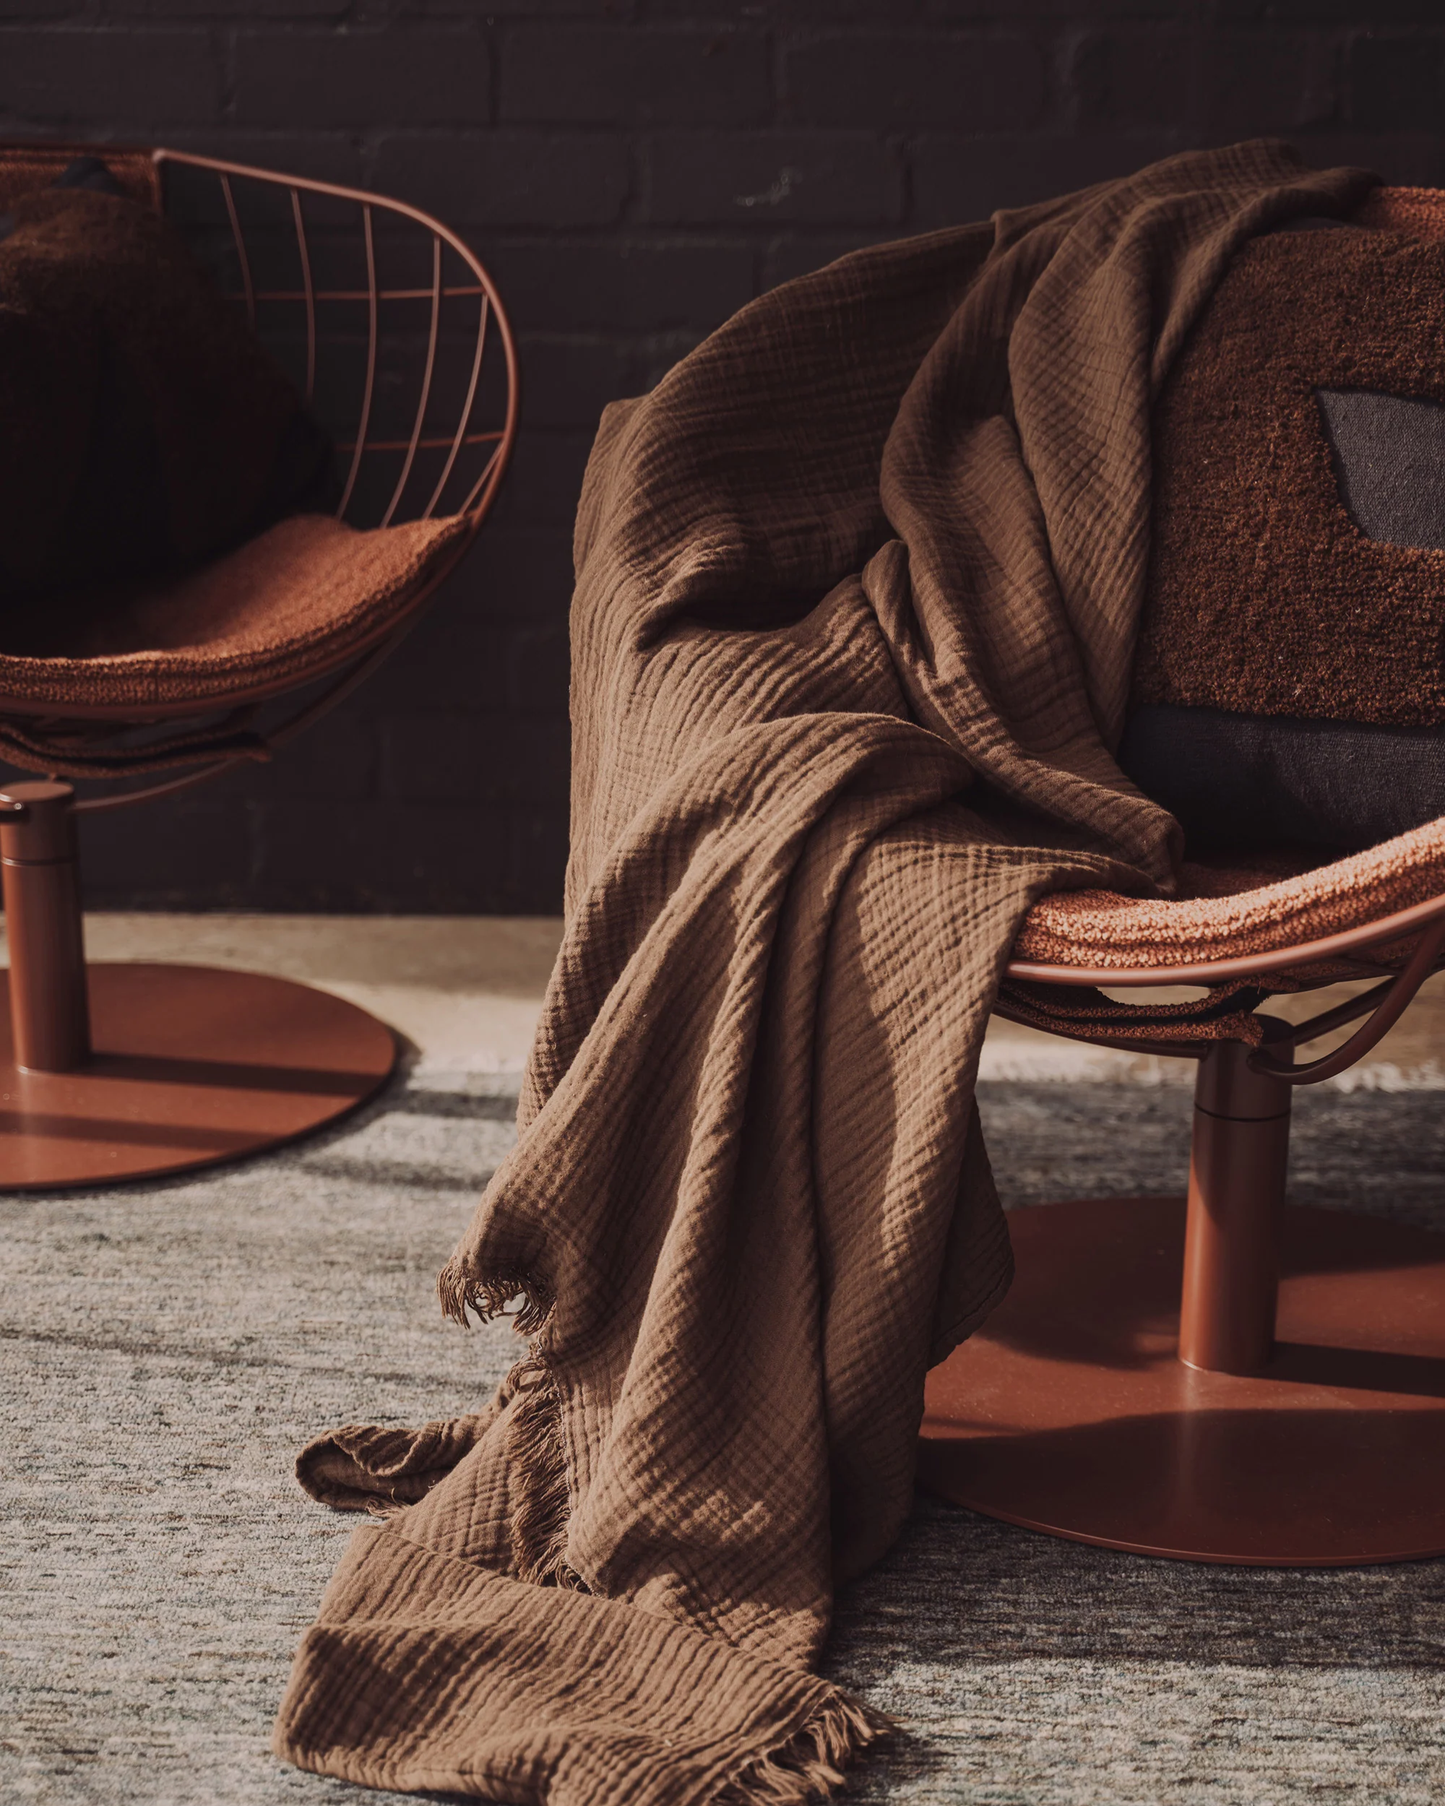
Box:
[3,1068,1442,1804]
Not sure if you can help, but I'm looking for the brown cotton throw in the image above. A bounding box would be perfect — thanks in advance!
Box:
[274,144,1375,1806]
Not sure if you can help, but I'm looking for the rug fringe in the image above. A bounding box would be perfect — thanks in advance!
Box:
[715,1690,892,1806]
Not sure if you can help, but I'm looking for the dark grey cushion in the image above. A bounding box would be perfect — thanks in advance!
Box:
[1117,703,1445,852]
[1316,386,1445,551]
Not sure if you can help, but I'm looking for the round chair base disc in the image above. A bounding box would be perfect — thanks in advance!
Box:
[0,963,396,1190]
[919,1198,1445,1567]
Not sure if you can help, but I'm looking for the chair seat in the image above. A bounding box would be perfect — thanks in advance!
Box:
[1014,819,1445,973]
[0,512,470,718]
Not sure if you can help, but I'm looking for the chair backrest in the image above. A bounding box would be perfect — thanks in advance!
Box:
[0,143,518,799]
[153,148,518,536]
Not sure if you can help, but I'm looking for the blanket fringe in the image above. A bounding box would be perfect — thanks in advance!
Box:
[715,1691,892,1806]
[437,1261,553,1337]
[503,1349,587,1588]
[436,1259,586,1588]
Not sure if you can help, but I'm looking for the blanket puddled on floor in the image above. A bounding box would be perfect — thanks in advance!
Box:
[273,142,1373,1805]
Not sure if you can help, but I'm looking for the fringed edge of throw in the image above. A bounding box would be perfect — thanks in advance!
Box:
[715,1691,894,1806]
[436,1258,589,1591]
[438,1261,554,1337]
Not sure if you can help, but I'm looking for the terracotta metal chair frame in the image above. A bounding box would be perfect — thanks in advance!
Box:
[0,144,519,803]
[0,144,518,1189]
[922,885,1445,1568]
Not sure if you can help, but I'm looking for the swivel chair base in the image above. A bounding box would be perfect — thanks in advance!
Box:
[920,1195,1445,1566]
[0,779,395,1189]
[0,961,394,1189]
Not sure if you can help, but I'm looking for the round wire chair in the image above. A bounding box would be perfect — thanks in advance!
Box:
[923,849,1445,1571]
[0,142,519,1188]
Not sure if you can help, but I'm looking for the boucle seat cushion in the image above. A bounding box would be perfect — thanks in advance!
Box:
[0,511,470,715]
[0,144,157,213]
[1013,817,1445,976]
[1135,188,1445,728]
[1122,185,1445,862]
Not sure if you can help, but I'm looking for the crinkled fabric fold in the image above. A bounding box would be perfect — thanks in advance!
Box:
[275,142,1376,1805]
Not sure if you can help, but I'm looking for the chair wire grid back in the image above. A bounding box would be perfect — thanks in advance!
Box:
[0,148,518,805]
[154,148,518,535]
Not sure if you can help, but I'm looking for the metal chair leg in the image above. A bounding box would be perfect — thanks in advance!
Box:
[0,781,91,1073]
[1179,1040,1292,1375]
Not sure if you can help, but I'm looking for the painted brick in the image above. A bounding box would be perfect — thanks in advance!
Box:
[362,611,514,715]
[653,0,912,15]
[508,805,569,912]
[1349,33,1444,130]
[911,130,1186,227]
[108,0,345,17]
[79,798,253,910]
[456,528,579,626]
[518,336,650,430]
[507,625,572,716]
[646,131,904,226]
[0,28,222,126]
[500,24,772,127]
[782,32,1048,131]
[233,29,491,129]
[412,0,633,13]
[1219,2,1441,19]
[252,707,378,802]
[488,429,598,526]
[1277,128,1445,185]
[924,0,1183,15]
[251,798,517,910]
[158,132,367,190]
[380,712,570,805]
[483,239,756,332]
[5,0,87,17]
[1206,30,1341,134]
[372,131,631,228]
[1072,29,1194,129]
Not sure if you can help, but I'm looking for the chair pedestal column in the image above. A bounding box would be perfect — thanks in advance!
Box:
[0,781,398,1190]
[1178,1041,1291,1375]
[917,1037,1445,1566]
[0,781,92,1073]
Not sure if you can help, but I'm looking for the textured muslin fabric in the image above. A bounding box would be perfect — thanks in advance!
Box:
[274,143,1374,1805]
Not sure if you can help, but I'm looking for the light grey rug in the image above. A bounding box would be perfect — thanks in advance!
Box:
[2,1073,1442,1805]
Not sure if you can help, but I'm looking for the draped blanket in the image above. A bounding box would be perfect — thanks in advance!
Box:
[274,143,1372,1805]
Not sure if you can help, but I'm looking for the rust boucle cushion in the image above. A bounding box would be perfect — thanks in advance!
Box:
[1134,187,1445,727]
[1015,817,1445,974]
[0,512,470,714]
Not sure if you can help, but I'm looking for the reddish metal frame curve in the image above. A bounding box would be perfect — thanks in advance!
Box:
[152,146,521,534]
[1002,886,1445,1080]
[0,144,520,791]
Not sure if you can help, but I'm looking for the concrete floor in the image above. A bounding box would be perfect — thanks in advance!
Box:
[8,912,1441,1088]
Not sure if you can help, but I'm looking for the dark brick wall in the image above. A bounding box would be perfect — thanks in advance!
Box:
[0,1,1438,911]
